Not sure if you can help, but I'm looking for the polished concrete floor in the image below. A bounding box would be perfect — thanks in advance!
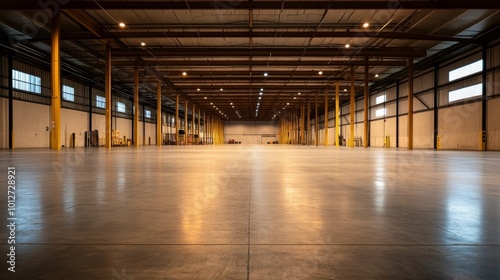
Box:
[1,145,500,279]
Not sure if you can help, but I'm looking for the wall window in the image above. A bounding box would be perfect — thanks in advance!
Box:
[96,95,106,108]
[12,70,41,94]
[449,60,483,82]
[375,94,386,104]
[62,85,74,102]
[375,108,386,117]
[449,84,482,103]
[145,110,152,119]
[117,101,126,113]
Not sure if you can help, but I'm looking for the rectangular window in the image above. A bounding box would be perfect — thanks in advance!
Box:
[145,110,151,119]
[12,69,41,94]
[449,60,483,82]
[375,108,386,117]
[117,101,126,113]
[376,95,386,105]
[449,84,482,103]
[62,85,74,102]
[96,95,106,108]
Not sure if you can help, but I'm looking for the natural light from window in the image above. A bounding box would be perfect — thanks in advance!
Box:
[449,84,482,103]
[117,102,126,113]
[449,60,483,82]
[96,96,106,108]
[62,85,74,102]
[12,70,41,94]
[375,108,386,117]
[376,95,386,105]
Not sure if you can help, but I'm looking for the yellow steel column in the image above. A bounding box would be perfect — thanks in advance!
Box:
[198,108,201,144]
[324,90,329,146]
[408,57,414,150]
[184,99,188,145]
[315,93,319,146]
[307,99,311,145]
[192,103,195,144]
[350,66,355,148]
[133,66,139,147]
[203,111,206,144]
[51,12,61,150]
[156,82,162,146]
[364,58,369,148]
[335,82,340,147]
[105,44,112,149]
[175,94,179,146]
[300,104,305,145]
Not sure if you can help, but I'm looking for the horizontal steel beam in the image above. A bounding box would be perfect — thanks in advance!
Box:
[42,31,474,43]
[111,48,426,58]
[2,1,499,10]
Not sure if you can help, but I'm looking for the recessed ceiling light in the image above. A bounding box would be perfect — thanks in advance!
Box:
[345,44,350,48]
[210,102,213,105]
[119,22,126,28]
[197,88,200,91]
[318,71,323,75]
[220,88,223,91]
[375,74,379,78]
[182,72,187,76]
[344,89,347,92]
[230,102,233,105]
[363,23,369,28]
[298,92,301,95]
[259,92,263,95]
[264,73,268,77]
[141,42,146,46]
[204,97,207,99]
[260,88,264,91]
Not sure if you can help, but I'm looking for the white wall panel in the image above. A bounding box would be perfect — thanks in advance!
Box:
[61,108,88,147]
[438,102,482,150]
[487,98,500,150]
[13,100,50,148]
[0,98,8,148]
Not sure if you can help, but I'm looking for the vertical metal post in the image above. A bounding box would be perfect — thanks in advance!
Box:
[8,51,14,149]
[175,94,179,145]
[396,81,400,148]
[433,65,439,150]
[482,44,487,151]
[51,11,61,150]
[157,82,162,146]
[335,82,340,147]
[105,44,112,149]
[364,59,369,148]
[350,66,355,148]
[315,93,318,146]
[133,66,139,147]
[184,99,188,145]
[307,99,311,145]
[324,90,329,146]
[408,57,414,150]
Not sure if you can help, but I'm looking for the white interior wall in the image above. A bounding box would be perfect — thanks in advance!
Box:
[438,102,482,150]
[92,114,105,146]
[0,98,8,148]
[13,100,50,148]
[145,123,156,145]
[487,98,500,150]
[61,108,88,147]
[414,111,434,149]
[225,121,277,144]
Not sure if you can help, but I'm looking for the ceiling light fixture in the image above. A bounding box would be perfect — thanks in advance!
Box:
[220,88,223,91]
[182,72,187,76]
[119,22,126,28]
[345,44,350,48]
[298,92,301,95]
[141,42,146,46]
[197,88,200,91]
[264,73,268,77]
[363,23,369,28]
[204,97,207,99]
[318,71,323,75]
[375,74,379,78]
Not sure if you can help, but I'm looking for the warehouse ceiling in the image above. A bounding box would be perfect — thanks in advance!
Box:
[1,1,500,120]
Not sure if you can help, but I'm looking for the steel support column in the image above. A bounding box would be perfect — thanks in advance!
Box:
[156,82,162,146]
[408,57,414,150]
[51,11,61,150]
[105,44,112,149]
[324,90,329,146]
[350,66,355,148]
[364,60,369,148]
[184,99,188,145]
[315,93,319,146]
[133,66,139,147]
[175,94,179,145]
[8,51,13,149]
[335,82,340,147]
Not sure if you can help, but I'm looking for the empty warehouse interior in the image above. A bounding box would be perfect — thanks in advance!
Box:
[1,1,500,279]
